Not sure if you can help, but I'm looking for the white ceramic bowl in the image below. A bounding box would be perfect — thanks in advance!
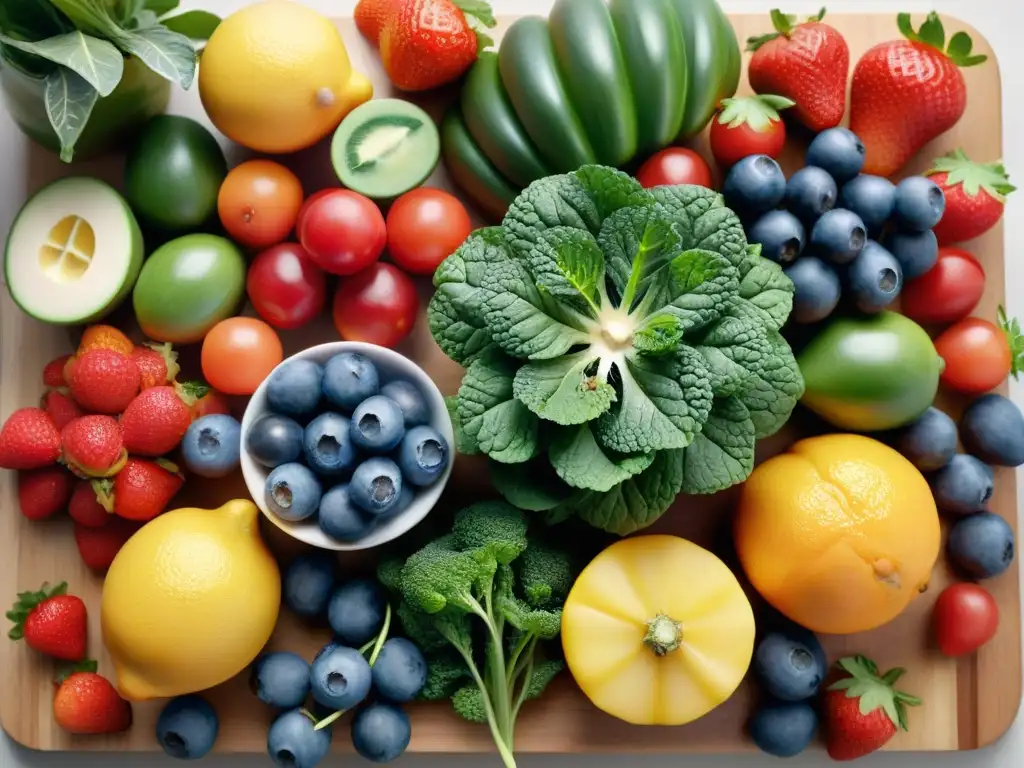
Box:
[240,342,455,551]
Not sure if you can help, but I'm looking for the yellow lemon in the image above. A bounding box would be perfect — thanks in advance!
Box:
[198,0,373,153]
[100,499,281,701]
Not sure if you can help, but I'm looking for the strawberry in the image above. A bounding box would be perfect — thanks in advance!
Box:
[355,0,400,45]
[60,416,127,479]
[181,381,232,421]
[74,519,140,571]
[849,13,987,178]
[0,408,61,470]
[42,390,85,431]
[6,581,87,661]
[18,466,73,521]
[68,349,141,415]
[69,481,111,528]
[53,662,132,735]
[379,0,496,92]
[132,342,180,390]
[824,655,922,761]
[927,149,1015,245]
[76,325,134,358]
[709,94,795,169]
[746,8,849,133]
[94,458,184,522]
[43,354,72,389]
[120,385,194,457]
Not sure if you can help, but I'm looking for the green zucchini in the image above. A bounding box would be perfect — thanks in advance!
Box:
[548,0,638,167]
[608,0,688,155]
[461,53,552,189]
[441,108,519,223]
[498,16,597,173]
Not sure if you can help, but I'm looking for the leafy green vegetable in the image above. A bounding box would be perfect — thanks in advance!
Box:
[429,165,804,535]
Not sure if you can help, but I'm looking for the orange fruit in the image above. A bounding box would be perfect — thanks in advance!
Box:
[734,434,940,635]
[200,317,283,396]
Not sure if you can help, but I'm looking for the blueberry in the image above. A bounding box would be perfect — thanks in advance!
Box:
[784,257,841,324]
[380,380,430,427]
[156,694,219,760]
[181,414,241,478]
[749,700,818,758]
[753,627,828,701]
[313,641,339,663]
[350,396,406,454]
[722,155,786,216]
[893,175,946,232]
[805,127,866,184]
[382,486,415,521]
[328,580,386,645]
[322,353,380,412]
[251,652,312,710]
[839,174,896,235]
[267,360,324,418]
[948,512,1015,579]
[371,638,428,703]
[266,463,323,522]
[809,208,867,265]
[843,240,902,313]
[396,425,450,487]
[747,210,806,265]
[302,412,358,477]
[351,703,411,764]
[349,457,404,516]
[309,645,372,710]
[894,407,957,471]
[267,709,332,768]
[785,166,838,223]
[283,553,336,618]
[247,413,304,469]
[884,228,938,280]
[318,484,376,543]
[960,394,1024,467]
[930,454,994,516]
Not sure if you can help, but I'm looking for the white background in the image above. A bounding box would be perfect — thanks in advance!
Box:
[1,0,1021,766]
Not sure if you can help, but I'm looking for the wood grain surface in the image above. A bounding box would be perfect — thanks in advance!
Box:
[0,12,1018,757]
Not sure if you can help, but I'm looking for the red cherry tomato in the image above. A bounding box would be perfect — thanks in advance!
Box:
[298,190,386,276]
[708,95,790,169]
[218,160,304,249]
[201,317,284,396]
[901,247,986,326]
[933,583,999,657]
[934,316,1014,394]
[296,188,337,233]
[635,148,714,189]
[386,188,473,275]
[247,243,327,330]
[333,263,419,348]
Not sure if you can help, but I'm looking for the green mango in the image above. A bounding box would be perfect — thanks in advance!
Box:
[797,312,944,432]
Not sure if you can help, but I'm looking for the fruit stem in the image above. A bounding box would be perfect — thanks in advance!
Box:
[643,613,683,656]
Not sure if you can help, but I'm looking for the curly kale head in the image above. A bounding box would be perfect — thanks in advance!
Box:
[428,166,805,535]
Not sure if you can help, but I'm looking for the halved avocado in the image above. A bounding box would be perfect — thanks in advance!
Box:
[331,99,440,201]
[4,177,144,325]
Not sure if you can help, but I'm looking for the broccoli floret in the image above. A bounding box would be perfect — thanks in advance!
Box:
[503,602,562,641]
[419,651,470,702]
[452,685,489,724]
[400,536,490,614]
[377,557,404,594]
[524,659,564,701]
[396,601,449,655]
[452,501,528,565]
[516,542,573,607]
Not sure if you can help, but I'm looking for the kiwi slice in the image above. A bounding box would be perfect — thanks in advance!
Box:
[331,99,441,201]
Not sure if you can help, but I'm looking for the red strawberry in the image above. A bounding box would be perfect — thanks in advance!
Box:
[53,662,132,735]
[355,0,400,45]
[18,467,73,521]
[42,390,85,431]
[182,382,232,421]
[69,481,111,528]
[74,519,140,572]
[824,655,922,761]
[927,149,1015,245]
[132,342,180,390]
[379,0,496,92]
[6,581,87,661]
[120,385,194,457]
[94,458,184,522]
[68,349,141,415]
[0,408,61,470]
[746,8,849,133]
[850,13,987,177]
[709,94,795,169]
[43,354,72,388]
[60,416,127,479]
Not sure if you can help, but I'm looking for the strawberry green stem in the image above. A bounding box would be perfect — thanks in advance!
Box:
[897,12,988,67]
[746,7,826,51]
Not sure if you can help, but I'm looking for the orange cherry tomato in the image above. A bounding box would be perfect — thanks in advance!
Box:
[200,317,284,396]
[934,316,1014,394]
[386,188,473,275]
[218,160,304,249]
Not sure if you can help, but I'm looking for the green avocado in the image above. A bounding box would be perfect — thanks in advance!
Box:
[133,234,246,344]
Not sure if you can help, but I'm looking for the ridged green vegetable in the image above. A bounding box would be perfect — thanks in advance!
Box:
[671,0,741,138]
[440,108,518,222]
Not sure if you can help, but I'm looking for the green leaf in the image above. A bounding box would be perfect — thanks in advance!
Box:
[737,329,805,438]
[947,30,973,60]
[451,0,496,28]
[916,12,945,51]
[489,459,573,512]
[160,9,220,39]
[44,66,99,163]
[113,23,196,88]
[572,165,652,221]
[111,0,143,25]
[0,0,72,40]
[445,395,480,456]
[715,94,795,132]
[503,173,602,252]
[0,31,123,96]
[599,204,683,308]
[634,314,685,356]
[736,249,796,331]
[523,226,605,315]
[549,424,654,492]
[641,248,740,334]
[649,185,748,267]
[145,0,179,13]
[48,0,122,36]
[513,351,616,426]
[456,352,540,464]
[680,396,756,495]
[929,148,1015,199]
[692,299,773,398]
[428,291,493,368]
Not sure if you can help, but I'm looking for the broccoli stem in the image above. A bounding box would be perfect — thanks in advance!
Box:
[451,641,518,768]
[643,612,683,656]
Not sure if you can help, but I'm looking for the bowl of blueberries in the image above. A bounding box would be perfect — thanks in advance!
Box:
[240,342,454,551]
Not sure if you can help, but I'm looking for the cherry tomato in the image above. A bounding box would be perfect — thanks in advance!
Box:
[934,316,1014,394]
[635,148,714,189]
[192,388,232,420]
[218,160,304,249]
[933,583,999,657]
[298,190,386,276]
[901,247,986,326]
[296,188,337,233]
[333,263,419,348]
[386,188,473,275]
[708,95,790,169]
[201,317,284,396]
[247,243,327,330]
